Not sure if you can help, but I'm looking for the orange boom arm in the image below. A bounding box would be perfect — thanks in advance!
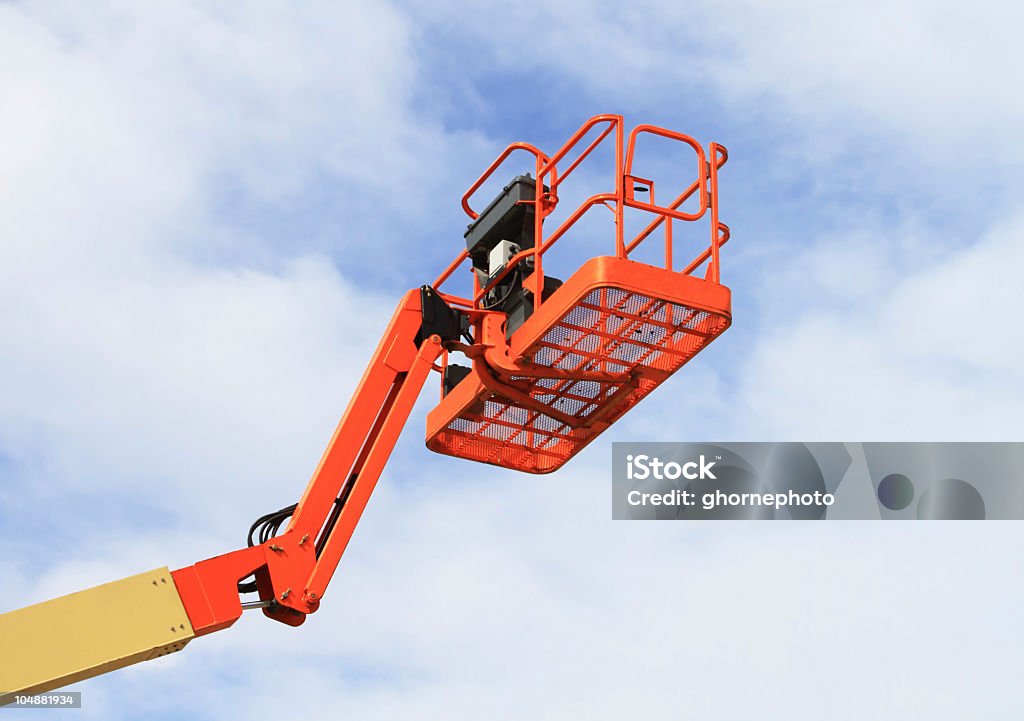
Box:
[0,115,732,703]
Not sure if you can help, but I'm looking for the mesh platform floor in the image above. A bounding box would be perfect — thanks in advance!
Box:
[428,286,730,473]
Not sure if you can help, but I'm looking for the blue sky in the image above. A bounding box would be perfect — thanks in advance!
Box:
[1,1,1023,719]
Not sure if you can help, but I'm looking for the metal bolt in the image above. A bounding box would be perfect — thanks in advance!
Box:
[308,592,318,601]
[269,544,283,552]
[298,534,309,546]
[280,588,291,600]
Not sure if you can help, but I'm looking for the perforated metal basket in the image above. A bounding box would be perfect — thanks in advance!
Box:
[426,257,731,473]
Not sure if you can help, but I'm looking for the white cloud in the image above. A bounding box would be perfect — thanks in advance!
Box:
[1,1,1022,719]
[11,459,1023,720]
[739,213,1024,439]
[700,1,1024,154]
[28,483,1024,720]
[410,1,1024,162]
[0,0,487,541]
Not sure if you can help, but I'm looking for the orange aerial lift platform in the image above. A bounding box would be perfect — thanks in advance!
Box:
[0,115,731,704]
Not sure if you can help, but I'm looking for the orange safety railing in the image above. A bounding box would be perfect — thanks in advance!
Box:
[433,115,729,311]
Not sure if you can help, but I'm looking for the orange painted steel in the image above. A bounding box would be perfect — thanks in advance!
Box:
[427,115,731,473]
[426,257,730,473]
[171,115,731,636]
[172,290,443,634]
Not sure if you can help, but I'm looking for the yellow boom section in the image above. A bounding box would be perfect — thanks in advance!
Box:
[0,567,195,705]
